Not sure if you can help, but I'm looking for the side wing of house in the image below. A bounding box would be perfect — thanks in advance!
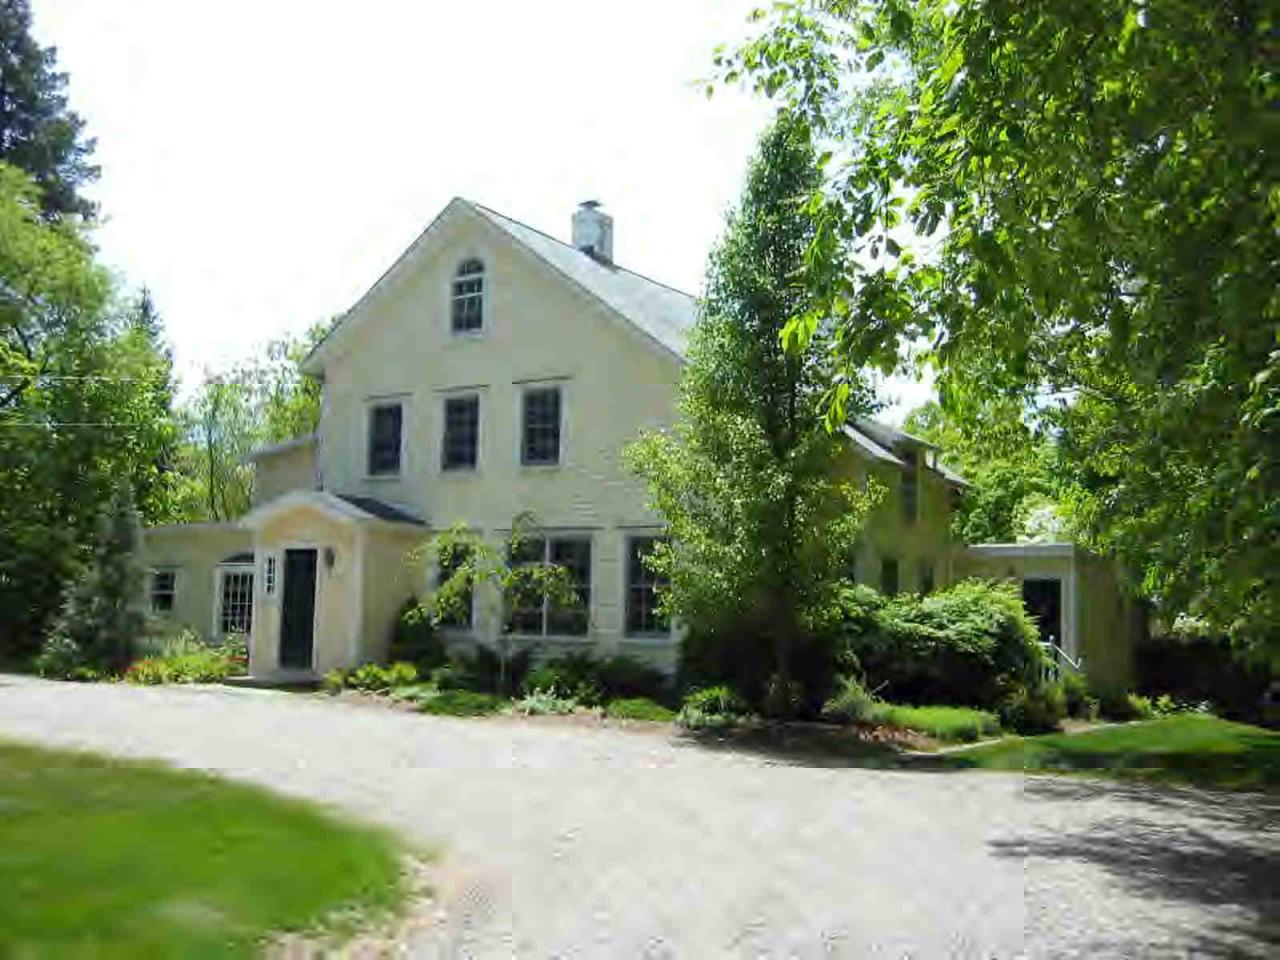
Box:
[839,424,961,594]
[138,524,255,643]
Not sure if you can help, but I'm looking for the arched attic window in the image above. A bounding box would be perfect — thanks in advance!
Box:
[450,258,485,333]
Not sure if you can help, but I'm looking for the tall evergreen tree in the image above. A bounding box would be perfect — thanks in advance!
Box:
[0,0,98,219]
[43,484,145,673]
[626,112,876,715]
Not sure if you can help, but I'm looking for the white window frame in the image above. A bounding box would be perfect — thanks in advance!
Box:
[448,257,486,336]
[363,394,409,480]
[263,553,277,599]
[149,568,177,614]
[213,563,255,640]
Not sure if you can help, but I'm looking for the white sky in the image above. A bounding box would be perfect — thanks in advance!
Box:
[31,0,930,421]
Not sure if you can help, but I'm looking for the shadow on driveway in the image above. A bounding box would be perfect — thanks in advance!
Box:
[994,778,1280,957]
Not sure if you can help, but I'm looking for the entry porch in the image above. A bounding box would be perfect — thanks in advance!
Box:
[240,491,427,682]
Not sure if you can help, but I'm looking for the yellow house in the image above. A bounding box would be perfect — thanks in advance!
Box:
[140,198,1136,689]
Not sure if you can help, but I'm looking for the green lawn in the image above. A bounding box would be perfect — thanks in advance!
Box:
[0,740,407,958]
[870,703,1002,743]
[944,714,1280,790]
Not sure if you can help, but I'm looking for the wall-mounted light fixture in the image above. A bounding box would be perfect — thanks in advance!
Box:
[324,546,336,570]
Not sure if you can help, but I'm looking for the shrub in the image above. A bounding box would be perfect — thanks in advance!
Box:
[999,682,1067,734]
[350,661,419,692]
[678,623,842,718]
[822,675,880,724]
[838,580,1049,710]
[677,685,751,731]
[1061,672,1098,720]
[388,598,446,672]
[594,655,668,701]
[521,653,667,707]
[416,690,505,717]
[1099,691,1157,722]
[1135,629,1274,724]
[33,635,92,680]
[124,644,238,686]
[524,653,604,706]
[514,689,578,716]
[605,697,676,722]
[322,668,348,693]
[433,646,531,694]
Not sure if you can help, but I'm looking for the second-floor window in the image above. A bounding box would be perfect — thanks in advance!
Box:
[442,394,479,470]
[900,450,919,524]
[521,386,561,466]
[451,258,484,333]
[367,402,403,476]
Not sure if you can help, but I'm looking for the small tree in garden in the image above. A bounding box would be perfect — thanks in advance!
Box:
[410,512,580,694]
[625,112,878,716]
[38,485,146,675]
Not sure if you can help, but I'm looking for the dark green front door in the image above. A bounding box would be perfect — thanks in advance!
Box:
[280,548,317,670]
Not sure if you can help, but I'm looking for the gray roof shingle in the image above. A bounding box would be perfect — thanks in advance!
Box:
[334,495,425,526]
[468,202,698,359]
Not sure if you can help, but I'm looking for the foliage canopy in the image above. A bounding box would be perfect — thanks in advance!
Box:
[714,0,1278,650]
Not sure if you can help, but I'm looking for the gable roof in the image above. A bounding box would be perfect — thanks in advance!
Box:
[844,419,969,487]
[468,202,697,359]
[303,197,697,375]
[298,196,964,487]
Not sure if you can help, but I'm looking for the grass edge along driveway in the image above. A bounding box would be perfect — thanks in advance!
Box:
[0,738,409,958]
[944,714,1280,791]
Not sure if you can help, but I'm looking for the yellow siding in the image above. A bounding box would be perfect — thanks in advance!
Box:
[841,451,958,594]
[253,441,317,505]
[251,507,359,676]
[315,206,683,653]
[138,525,253,641]
[359,526,430,664]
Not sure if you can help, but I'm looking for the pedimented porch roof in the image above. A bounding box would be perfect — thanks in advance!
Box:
[240,490,426,531]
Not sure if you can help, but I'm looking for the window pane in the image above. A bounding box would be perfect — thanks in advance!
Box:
[150,570,175,613]
[442,395,479,469]
[451,261,484,332]
[901,451,918,524]
[521,387,561,465]
[368,403,402,475]
[219,571,254,635]
[625,537,669,635]
[548,537,590,636]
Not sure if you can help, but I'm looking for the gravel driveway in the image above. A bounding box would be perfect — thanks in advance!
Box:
[1,675,1275,958]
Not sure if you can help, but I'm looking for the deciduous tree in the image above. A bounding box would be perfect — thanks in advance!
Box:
[626,113,878,714]
[715,0,1278,651]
